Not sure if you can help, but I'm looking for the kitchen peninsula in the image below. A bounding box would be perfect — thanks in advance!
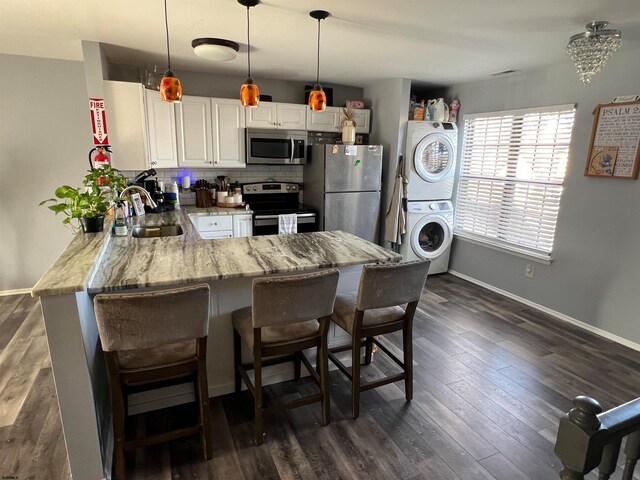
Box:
[31,208,400,480]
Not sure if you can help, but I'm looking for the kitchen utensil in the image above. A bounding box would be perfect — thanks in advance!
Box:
[217,176,226,191]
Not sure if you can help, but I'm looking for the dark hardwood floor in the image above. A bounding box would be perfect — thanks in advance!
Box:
[2,273,639,479]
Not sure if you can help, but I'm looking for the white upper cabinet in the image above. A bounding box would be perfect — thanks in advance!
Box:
[306,106,371,134]
[103,81,150,171]
[246,102,306,130]
[211,98,246,169]
[145,90,178,168]
[175,95,214,167]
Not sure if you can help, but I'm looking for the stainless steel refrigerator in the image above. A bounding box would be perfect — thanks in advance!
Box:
[304,144,383,242]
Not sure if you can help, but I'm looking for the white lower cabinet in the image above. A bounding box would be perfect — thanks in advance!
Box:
[233,214,253,237]
[190,213,252,239]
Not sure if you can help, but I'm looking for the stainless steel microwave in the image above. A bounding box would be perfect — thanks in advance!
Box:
[246,129,307,165]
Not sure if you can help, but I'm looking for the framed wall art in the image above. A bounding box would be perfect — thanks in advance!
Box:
[585,100,640,179]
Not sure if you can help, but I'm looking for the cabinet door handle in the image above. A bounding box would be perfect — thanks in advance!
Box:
[151,161,158,165]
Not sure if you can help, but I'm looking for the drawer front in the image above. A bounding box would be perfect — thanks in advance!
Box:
[200,230,233,239]
[194,215,233,232]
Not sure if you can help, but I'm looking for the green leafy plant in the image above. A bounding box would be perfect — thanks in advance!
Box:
[40,166,127,233]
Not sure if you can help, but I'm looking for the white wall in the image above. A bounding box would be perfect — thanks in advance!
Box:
[0,54,90,291]
[447,47,640,344]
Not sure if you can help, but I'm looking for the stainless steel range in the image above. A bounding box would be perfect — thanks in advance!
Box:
[242,182,317,236]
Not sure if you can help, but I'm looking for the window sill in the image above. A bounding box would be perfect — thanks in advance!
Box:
[453,233,553,265]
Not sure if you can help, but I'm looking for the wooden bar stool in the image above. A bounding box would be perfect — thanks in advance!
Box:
[328,259,430,418]
[232,269,339,445]
[94,284,212,480]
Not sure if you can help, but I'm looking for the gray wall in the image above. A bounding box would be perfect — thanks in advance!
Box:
[0,54,90,291]
[447,47,640,345]
[108,63,363,107]
[363,78,411,246]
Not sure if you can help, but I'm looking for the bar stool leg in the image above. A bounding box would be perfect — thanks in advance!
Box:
[403,321,413,402]
[254,354,264,445]
[111,382,126,479]
[351,331,362,419]
[196,339,213,460]
[294,352,301,381]
[319,340,330,425]
[364,337,374,365]
[233,329,242,393]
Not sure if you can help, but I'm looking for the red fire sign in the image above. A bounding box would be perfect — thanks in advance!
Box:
[89,98,109,145]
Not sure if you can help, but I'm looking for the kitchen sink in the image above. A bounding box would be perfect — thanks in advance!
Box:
[131,225,183,238]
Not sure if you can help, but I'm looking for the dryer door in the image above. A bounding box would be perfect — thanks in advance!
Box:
[413,133,455,183]
[411,215,452,260]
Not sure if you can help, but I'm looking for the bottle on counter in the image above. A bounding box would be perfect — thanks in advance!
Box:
[409,94,417,120]
[413,100,426,121]
[114,202,128,237]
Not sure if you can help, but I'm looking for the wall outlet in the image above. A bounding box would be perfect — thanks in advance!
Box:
[525,263,535,279]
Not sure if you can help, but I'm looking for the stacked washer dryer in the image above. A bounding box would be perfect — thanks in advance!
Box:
[399,121,457,274]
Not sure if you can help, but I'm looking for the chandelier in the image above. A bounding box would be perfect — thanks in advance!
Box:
[566,21,622,84]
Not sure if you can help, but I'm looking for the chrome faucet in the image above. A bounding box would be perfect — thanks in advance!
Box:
[120,185,158,209]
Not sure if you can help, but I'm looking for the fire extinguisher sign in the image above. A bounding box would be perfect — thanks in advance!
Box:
[89,98,109,145]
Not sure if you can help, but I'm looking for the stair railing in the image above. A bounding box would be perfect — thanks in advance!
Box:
[555,395,640,479]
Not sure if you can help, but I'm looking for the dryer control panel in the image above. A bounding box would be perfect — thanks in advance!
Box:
[408,200,453,214]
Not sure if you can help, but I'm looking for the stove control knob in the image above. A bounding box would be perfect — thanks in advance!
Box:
[292,185,297,190]
[253,187,258,191]
[286,186,291,190]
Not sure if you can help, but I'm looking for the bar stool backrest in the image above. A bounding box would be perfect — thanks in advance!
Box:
[251,269,340,328]
[356,260,430,311]
[94,284,210,352]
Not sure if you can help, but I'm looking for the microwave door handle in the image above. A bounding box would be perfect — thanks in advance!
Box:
[290,138,294,164]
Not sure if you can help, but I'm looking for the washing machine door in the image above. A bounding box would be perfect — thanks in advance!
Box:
[411,215,452,260]
[413,133,455,183]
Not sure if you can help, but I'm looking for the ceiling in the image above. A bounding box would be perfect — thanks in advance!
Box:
[1,0,639,87]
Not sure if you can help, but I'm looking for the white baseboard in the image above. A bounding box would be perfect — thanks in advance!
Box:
[448,269,640,353]
[0,288,32,297]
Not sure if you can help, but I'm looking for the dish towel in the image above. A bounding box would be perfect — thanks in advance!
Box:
[384,156,408,248]
[278,214,298,234]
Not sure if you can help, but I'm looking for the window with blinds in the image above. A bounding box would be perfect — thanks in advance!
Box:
[454,104,576,259]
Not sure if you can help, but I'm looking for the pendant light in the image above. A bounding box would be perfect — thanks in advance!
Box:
[308,10,329,111]
[238,0,260,107]
[159,0,182,102]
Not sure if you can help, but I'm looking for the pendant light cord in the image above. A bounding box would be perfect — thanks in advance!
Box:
[246,6,251,78]
[316,18,321,85]
[164,0,171,70]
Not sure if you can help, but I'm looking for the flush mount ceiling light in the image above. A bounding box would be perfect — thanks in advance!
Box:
[192,38,240,61]
[566,21,622,84]
[308,10,330,111]
[238,0,260,107]
[159,0,182,102]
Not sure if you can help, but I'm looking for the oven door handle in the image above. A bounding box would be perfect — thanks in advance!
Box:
[254,213,316,220]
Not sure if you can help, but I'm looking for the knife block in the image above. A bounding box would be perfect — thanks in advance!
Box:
[195,188,213,208]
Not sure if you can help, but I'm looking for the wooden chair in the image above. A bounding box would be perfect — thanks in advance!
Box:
[232,269,340,445]
[94,284,212,480]
[328,259,430,418]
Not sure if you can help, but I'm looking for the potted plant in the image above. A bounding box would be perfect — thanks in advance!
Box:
[341,107,357,145]
[40,166,127,234]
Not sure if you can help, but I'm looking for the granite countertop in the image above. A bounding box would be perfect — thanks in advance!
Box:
[32,206,401,296]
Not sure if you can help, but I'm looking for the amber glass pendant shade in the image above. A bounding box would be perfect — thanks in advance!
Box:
[308,85,326,111]
[160,70,182,102]
[240,77,259,107]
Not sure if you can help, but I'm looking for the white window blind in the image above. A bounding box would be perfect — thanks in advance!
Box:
[454,104,576,258]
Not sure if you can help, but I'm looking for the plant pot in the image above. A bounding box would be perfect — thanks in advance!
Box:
[342,121,356,145]
[80,215,105,233]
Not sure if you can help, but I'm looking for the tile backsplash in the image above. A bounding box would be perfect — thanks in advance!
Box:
[121,165,304,187]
